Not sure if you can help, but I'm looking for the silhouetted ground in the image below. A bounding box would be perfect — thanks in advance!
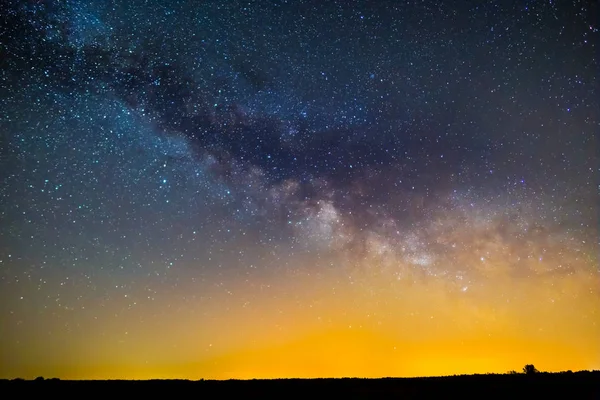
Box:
[1,371,598,399]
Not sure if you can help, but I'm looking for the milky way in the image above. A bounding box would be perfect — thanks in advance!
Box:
[1,0,598,379]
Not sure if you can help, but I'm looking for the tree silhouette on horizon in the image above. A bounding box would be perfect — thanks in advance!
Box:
[523,364,539,375]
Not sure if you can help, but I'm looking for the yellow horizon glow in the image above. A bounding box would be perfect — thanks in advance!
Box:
[4,253,598,381]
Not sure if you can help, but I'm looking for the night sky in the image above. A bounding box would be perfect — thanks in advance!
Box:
[1,0,598,380]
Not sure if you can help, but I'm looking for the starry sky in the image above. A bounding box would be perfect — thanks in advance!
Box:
[1,0,598,380]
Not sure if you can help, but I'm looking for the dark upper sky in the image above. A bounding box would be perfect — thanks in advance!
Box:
[0,0,598,379]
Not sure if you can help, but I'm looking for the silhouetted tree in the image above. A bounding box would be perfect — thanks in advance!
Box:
[523,364,539,375]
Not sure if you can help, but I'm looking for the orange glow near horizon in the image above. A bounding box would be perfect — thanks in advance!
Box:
[4,244,598,380]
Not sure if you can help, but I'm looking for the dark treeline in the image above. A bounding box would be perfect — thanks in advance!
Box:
[2,370,599,399]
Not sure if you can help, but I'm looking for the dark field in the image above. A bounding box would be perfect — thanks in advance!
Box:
[2,371,599,398]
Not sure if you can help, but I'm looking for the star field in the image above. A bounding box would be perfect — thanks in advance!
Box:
[0,0,598,379]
